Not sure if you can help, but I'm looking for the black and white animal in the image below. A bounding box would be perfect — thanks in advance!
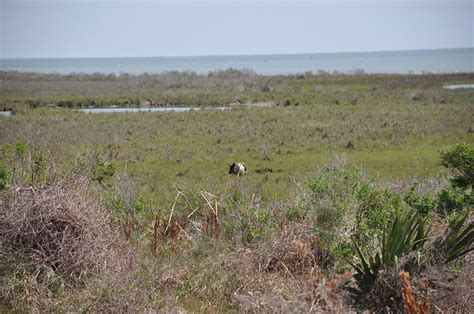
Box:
[229,162,247,176]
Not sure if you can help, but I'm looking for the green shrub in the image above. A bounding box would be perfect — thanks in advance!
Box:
[91,162,116,184]
[109,196,126,216]
[0,163,7,189]
[0,142,51,186]
[235,207,273,243]
[305,170,357,247]
[435,143,474,215]
[31,153,45,185]
[134,196,151,212]
[302,169,405,262]
[356,182,402,242]
[440,143,474,189]
[404,189,435,216]
[437,187,465,215]
[15,142,27,157]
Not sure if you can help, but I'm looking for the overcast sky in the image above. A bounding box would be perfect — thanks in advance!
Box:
[1,0,473,58]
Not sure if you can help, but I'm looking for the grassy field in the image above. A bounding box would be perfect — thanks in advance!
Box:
[0,71,473,312]
[1,71,473,205]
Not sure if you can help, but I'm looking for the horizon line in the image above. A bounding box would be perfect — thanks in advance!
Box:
[1,47,473,60]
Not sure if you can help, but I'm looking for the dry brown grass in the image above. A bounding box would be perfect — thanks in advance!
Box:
[0,176,116,281]
[426,253,474,312]
[232,264,348,312]
[0,174,155,312]
[230,223,348,312]
[260,223,333,275]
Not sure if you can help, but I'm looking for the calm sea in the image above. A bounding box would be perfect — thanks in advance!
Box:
[1,48,472,75]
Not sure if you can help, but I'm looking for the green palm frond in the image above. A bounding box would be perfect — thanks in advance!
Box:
[444,211,474,263]
[350,209,429,293]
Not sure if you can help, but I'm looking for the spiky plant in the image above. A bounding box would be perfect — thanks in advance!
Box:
[349,209,429,294]
[442,211,473,263]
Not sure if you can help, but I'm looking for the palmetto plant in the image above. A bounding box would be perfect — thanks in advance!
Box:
[442,211,473,263]
[349,209,429,294]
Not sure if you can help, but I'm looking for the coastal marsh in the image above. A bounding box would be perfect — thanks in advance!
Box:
[0,71,473,312]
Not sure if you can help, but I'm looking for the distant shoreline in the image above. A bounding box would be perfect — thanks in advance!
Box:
[1,48,472,75]
[1,69,473,77]
[1,47,472,61]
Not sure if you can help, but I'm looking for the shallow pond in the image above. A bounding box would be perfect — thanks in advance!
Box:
[443,84,474,89]
[77,107,228,113]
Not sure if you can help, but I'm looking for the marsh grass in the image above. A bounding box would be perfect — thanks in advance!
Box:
[1,70,473,110]
[0,71,472,312]
[1,91,472,207]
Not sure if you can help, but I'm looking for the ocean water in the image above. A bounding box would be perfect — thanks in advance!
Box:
[1,48,472,75]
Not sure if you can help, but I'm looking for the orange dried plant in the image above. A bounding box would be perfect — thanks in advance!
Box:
[400,271,430,314]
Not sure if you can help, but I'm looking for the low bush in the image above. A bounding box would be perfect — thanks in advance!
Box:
[436,143,474,215]
[437,187,466,214]
[404,187,436,216]
[297,167,404,262]
[440,142,474,190]
[0,163,7,189]
[336,144,474,311]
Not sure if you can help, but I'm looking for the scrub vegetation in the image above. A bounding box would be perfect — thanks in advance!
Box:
[0,70,473,312]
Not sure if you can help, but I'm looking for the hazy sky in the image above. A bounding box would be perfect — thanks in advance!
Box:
[1,0,473,58]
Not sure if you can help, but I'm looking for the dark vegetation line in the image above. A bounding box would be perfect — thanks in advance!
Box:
[1,70,473,110]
